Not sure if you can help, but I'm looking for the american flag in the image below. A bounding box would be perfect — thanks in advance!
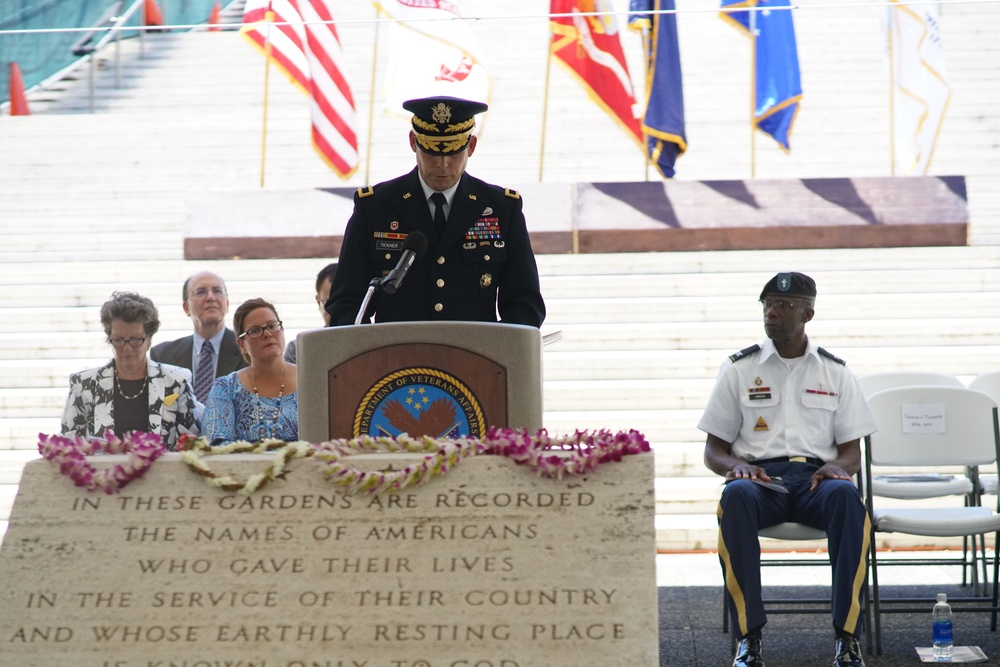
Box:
[242,0,359,178]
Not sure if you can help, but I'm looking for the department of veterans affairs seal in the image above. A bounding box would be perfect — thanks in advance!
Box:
[354,367,486,438]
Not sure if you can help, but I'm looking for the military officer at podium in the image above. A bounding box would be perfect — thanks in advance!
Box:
[326,96,545,328]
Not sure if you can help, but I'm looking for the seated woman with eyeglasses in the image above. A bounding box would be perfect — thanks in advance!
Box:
[202,298,298,444]
[61,291,200,449]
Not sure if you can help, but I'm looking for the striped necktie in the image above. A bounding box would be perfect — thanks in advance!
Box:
[193,341,214,402]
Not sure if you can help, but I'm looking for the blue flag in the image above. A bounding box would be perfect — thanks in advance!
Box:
[720,0,802,151]
[629,0,687,178]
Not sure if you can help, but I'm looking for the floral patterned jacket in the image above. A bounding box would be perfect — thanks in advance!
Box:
[60,359,200,450]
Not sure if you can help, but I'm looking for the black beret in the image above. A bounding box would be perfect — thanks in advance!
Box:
[403,96,488,156]
[759,272,817,301]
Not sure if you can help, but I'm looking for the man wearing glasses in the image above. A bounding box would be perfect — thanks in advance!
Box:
[699,272,876,667]
[150,271,247,403]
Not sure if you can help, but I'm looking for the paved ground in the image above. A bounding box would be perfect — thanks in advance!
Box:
[656,552,999,666]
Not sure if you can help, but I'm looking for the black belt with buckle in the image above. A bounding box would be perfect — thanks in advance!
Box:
[752,456,825,467]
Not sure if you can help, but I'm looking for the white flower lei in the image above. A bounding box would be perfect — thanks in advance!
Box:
[177,436,313,495]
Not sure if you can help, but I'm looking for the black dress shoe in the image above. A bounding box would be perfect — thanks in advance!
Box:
[733,635,765,667]
[833,635,866,667]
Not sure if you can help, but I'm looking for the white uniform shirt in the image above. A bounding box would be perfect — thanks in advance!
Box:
[698,338,876,462]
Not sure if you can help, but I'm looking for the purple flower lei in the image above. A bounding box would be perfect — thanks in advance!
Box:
[37,429,650,496]
[37,432,167,494]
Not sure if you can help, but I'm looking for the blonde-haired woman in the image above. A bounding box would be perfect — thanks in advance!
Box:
[202,298,298,444]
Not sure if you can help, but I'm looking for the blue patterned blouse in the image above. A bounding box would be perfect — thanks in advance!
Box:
[203,372,298,444]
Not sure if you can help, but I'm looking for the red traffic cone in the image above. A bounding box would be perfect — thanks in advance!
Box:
[208,2,222,31]
[9,62,30,116]
[144,0,164,27]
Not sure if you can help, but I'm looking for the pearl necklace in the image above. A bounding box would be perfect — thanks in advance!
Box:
[115,368,147,401]
[250,366,286,423]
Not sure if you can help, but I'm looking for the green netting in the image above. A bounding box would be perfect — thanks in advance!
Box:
[1,0,222,105]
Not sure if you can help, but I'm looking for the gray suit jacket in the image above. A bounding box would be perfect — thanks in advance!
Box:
[149,328,247,378]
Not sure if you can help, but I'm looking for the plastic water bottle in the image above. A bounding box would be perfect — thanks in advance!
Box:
[932,592,954,661]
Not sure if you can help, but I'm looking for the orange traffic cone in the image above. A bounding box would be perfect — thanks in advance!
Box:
[208,2,222,31]
[9,62,30,116]
[144,0,164,27]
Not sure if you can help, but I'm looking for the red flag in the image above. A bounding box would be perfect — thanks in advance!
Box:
[242,0,359,178]
[550,0,642,145]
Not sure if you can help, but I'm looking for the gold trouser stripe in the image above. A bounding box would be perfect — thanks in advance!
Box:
[717,502,750,636]
[842,504,872,634]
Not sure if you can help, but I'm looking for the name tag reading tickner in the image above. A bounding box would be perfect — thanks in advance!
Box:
[901,403,946,434]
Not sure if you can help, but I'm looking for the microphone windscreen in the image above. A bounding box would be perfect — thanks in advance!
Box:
[403,230,429,258]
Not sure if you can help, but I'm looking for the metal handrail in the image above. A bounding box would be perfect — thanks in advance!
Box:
[68,0,145,113]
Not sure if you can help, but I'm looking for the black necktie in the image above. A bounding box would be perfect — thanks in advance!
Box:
[431,192,447,232]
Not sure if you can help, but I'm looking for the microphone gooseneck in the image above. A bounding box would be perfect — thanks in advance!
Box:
[380,231,428,295]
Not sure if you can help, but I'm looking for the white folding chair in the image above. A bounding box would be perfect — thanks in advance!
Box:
[858,371,964,398]
[864,386,1000,655]
[968,371,1000,497]
[859,371,980,585]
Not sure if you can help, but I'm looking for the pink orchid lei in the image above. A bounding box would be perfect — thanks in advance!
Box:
[37,432,167,494]
[311,428,650,495]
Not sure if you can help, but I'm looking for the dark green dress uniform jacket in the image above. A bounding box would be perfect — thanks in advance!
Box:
[327,168,546,327]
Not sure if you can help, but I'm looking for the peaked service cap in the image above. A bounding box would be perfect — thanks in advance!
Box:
[403,96,488,156]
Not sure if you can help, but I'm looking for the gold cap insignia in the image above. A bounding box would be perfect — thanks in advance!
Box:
[431,103,452,123]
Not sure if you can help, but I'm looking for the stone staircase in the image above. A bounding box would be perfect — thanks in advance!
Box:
[2,1,999,551]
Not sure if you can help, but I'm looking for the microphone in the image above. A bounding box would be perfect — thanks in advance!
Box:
[381,231,428,295]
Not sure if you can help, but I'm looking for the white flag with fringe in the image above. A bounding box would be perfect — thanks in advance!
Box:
[375,0,491,114]
[889,1,951,175]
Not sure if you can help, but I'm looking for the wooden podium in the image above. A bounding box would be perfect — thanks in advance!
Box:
[296,322,543,442]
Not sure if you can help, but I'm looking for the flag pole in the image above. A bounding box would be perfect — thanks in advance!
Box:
[640,22,652,181]
[539,29,555,182]
[364,9,381,185]
[749,2,757,178]
[887,3,896,176]
[258,9,276,188]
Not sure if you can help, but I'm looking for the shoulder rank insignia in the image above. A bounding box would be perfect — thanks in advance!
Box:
[818,347,846,365]
[357,185,375,198]
[504,187,520,200]
[728,344,761,363]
